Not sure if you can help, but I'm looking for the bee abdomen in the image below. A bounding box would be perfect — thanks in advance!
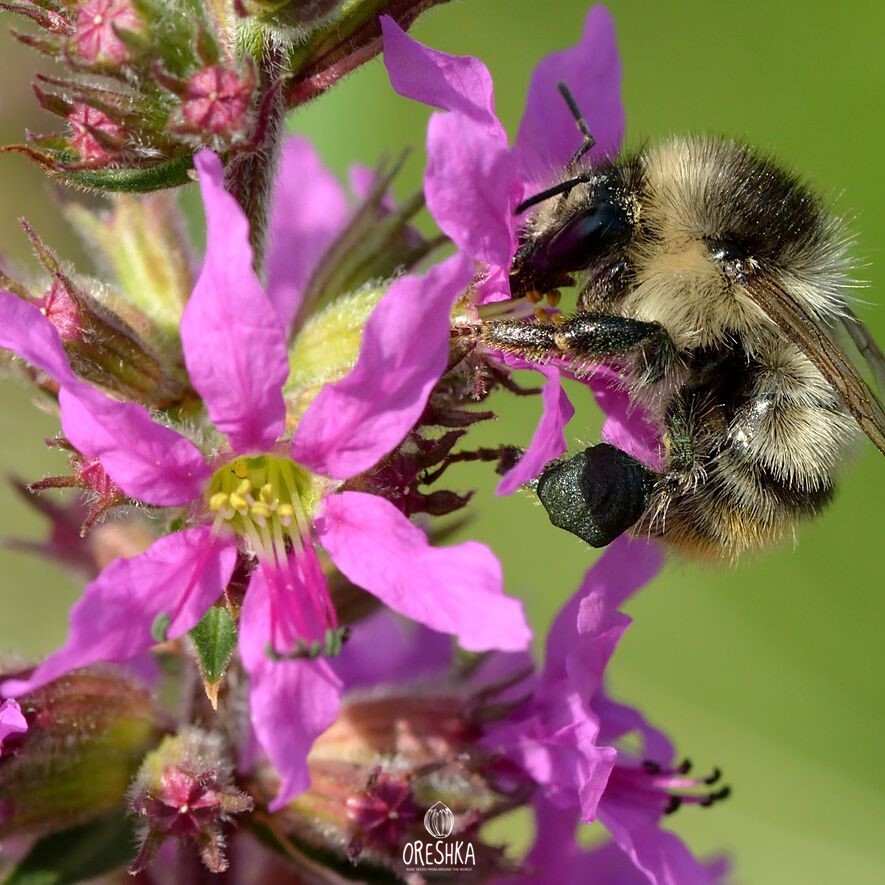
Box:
[646,456,837,561]
[642,345,858,559]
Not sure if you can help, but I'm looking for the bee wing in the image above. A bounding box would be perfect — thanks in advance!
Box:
[841,306,885,395]
[747,278,885,456]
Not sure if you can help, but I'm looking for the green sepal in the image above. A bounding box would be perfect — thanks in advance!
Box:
[3,809,137,885]
[60,154,194,194]
[189,605,238,707]
[151,612,171,643]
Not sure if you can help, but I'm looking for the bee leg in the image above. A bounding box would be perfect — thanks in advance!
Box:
[482,313,676,382]
[661,388,702,480]
[536,444,656,547]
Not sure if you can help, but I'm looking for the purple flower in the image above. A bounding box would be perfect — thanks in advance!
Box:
[382,8,660,486]
[0,699,27,754]
[486,537,729,884]
[326,538,727,883]
[0,142,530,809]
[518,797,729,885]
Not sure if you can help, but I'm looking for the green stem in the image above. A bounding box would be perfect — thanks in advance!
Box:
[224,50,286,275]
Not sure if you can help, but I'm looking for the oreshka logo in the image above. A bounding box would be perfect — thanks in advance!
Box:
[402,801,475,873]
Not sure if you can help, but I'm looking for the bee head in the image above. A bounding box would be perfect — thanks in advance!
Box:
[510,171,635,299]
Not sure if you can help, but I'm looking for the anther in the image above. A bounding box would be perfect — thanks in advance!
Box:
[703,767,722,785]
[250,502,272,520]
[664,795,682,815]
[546,290,562,308]
[700,786,731,807]
[228,492,249,513]
[209,492,229,512]
[677,758,693,774]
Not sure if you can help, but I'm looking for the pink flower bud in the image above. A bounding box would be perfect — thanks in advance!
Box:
[66,103,123,164]
[345,770,420,858]
[129,728,253,874]
[39,278,82,343]
[72,0,142,65]
[179,66,255,138]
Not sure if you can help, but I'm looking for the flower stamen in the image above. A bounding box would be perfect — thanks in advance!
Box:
[206,455,314,566]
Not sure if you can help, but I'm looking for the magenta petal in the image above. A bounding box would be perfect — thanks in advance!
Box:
[292,254,473,479]
[593,693,674,766]
[523,799,582,880]
[332,611,453,691]
[2,527,235,698]
[0,699,27,751]
[498,365,575,494]
[0,291,208,505]
[0,291,76,385]
[58,385,210,506]
[513,5,624,188]
[266,137,349,333]
[239,568,342,810]
[544,536,663,685]
[381,16,504,136]
[599,802,720,885]
[426,112,521,268]
[183,151,289,453]
[589,371,662,470]
[317,491,531,652]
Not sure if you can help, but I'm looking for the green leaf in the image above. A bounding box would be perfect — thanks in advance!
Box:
[4,809,137,885]
[62,155,194,194]
[189,605,237,706]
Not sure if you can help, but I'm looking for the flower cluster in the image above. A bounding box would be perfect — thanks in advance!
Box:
[0,2,732,882]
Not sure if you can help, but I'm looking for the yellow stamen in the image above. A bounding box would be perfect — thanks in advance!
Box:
[205,455,316,565]
[229,492,249,513]
[209,492,229,512]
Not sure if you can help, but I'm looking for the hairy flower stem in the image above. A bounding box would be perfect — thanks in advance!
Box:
[224,53,286,274]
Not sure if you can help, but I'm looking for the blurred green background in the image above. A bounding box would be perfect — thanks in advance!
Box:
[1,1,884,882]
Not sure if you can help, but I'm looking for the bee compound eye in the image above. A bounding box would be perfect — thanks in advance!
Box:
[544,201,631,271]
[536,444,653,547]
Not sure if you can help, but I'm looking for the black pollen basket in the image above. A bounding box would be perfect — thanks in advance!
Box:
[536,444,653,547]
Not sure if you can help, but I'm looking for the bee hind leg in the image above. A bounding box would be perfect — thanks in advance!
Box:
[536,444,656,547]
[534,391,704,548]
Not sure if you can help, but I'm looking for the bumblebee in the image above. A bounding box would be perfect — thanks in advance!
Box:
[484,86,885,561]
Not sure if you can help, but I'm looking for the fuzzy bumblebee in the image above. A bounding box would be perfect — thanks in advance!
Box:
[486,92,885,561]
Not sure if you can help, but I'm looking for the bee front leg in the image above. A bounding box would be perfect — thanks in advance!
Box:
[482,313,676,383]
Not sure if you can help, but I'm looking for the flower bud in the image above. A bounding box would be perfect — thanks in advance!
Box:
[233,1,455,108]
[71,0,143,65]
[254,691,524,878]
[63,192,194,335]
[8,220,192,409]
[1,1,255,192]
[176,65,257,140]
[0,667,160,836]
[0,700,27,755]
[128,727,253,874]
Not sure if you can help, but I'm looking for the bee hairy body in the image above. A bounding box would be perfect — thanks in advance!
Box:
[491,135,877,561]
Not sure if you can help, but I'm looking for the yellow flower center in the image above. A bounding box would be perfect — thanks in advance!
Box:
[206,455,314,564]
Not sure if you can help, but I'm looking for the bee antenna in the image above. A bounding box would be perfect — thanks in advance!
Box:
[513,83,598,215]
[557,81,596,171]
[514,172,595,215]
